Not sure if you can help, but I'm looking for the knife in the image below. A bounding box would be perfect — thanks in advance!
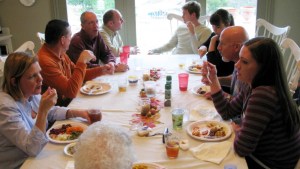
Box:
[162,128,169,144]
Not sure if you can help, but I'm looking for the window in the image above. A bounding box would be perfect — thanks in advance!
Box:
[66,0,115,35]
[66,0,257,52]
[135,0,257,52]
[206,0,257,38]
[135,0,186,52]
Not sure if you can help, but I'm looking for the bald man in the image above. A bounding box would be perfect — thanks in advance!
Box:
[217,26,249,96]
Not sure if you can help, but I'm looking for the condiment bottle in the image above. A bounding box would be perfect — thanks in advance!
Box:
[164,83,171,107]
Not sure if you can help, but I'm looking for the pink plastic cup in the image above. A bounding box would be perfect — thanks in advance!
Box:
[123,45,130,53]
[178,73,189,91]
[120,52,128,64]
[122,45,130,58]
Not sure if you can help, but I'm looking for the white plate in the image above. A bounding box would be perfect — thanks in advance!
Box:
[80,82,111,95]
[132,162,166,169]
[64,142,76,157]
[186,120,232,141]
[46,122,88,144]
[186,65,202,74]
[191,85,210,96]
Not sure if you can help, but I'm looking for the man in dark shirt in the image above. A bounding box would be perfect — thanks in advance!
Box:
[67,11,128,72]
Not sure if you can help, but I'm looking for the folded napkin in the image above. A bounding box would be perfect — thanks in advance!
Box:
[190,141,232,164]
[189,107,221,122]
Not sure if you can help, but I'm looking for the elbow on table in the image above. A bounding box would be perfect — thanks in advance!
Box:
[26,145,45,157]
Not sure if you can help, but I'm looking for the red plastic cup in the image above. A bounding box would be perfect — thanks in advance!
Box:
[120,52,128,64]
[122,45,130,53]
[178,73,189,91]
[122,45,130,58]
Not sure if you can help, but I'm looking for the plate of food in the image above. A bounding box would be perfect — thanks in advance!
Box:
[47,122,87,144]
[186,120,232,141]
[191,85,210,96]
[64,142,77,157]
[132,162,166,169]
[187,64,202,74]
[80,81,111,95]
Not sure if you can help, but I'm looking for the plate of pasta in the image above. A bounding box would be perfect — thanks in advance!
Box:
[47,122,87,144]
[132,162,166,169]
[186,120,231,141]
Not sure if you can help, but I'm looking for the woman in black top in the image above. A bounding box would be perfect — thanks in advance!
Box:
[199,9,235,77]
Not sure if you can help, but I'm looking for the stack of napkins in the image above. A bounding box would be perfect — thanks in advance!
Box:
[190,141,232,164]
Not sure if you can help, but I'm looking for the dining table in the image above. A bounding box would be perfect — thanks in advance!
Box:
[20,54,248,169]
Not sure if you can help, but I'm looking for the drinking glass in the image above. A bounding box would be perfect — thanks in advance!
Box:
[88,109,102,124]
[178,73,189,91]
[165,134,180,158]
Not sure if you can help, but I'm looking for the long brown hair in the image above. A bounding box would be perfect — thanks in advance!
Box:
[244,37,300,136]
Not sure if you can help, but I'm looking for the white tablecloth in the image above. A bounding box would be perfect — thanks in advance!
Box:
[21,54,247,169]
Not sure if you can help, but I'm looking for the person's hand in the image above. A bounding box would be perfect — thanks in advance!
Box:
[198,46,207,57]
[186,21,195,34]
[67,109,92,124]
[131,46,140,54]
[77,50,96,64]
[115,63,129,72]
[201,61,218,86]
[39,87,57,114]
[102,62,114,75]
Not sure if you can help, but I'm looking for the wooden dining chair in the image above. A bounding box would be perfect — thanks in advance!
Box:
[14,41,35,56]
[36,32,45,45]
[255,18,291,45]
[280,38,300,94]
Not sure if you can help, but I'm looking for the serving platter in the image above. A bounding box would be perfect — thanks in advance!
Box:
[186,120,231,141]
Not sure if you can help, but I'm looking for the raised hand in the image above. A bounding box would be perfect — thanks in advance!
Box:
[39,87,57,114]
[77,50,96,64]
[186,21,195,34]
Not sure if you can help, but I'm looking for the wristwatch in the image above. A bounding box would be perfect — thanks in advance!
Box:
[19,0,35,6]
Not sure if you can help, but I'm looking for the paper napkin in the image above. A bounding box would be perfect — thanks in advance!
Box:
[189,107,221,122]
[190,141,232,164]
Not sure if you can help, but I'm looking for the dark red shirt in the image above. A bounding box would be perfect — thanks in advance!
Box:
[67,29,116,66]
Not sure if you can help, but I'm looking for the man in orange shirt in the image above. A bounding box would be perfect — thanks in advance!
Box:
[38,19,113,106]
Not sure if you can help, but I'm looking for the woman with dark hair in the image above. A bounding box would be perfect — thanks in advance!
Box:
[202,37,300,169]
[199,9,235,78]
[0,52,93,169]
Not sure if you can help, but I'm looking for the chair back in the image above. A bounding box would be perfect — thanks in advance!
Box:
[280,38,300,94]
[255,18,290,45]
[37,32,45,45]
[14,41,35,56]
[166,12,211,33]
